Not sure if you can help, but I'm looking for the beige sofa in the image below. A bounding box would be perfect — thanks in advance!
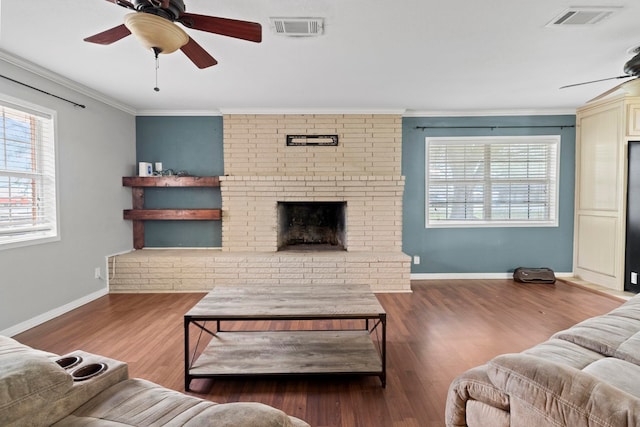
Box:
[0,335,309,426]
[446,293,640,426]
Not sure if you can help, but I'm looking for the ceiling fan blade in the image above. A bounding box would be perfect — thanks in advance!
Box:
[178,13,262,43]
[105,0,136,10]
[180,37,218,69]
[84,24,132,45]
[586,79,637,103]
[560,75,631,89]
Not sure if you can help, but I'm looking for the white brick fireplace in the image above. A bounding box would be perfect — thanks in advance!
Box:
[109,114,411,293]
[219,114,410,291]
[220,175,403,252]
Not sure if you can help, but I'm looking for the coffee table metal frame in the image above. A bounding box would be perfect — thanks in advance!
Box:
[184,285,386,390]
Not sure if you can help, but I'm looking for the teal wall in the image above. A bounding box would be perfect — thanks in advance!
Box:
[136,116,223,247]
[402,115,576,274]
[134,114,576,269]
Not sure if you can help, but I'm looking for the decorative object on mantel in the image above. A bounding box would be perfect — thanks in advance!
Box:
[286,135,339,146]
[83,0,262,69]
[152,167,192,177]
[138,162,153,176]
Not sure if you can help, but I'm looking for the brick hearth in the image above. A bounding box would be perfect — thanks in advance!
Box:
[107,249,409,293]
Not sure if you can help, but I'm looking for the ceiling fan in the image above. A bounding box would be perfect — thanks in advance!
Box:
[560,50,640,102]
[84,0,262,69]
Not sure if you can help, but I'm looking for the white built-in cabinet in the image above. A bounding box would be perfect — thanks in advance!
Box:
[574,82,640,291]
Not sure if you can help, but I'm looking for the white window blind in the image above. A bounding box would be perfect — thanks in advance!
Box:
[425,136,560,228]
[0,98,57,248]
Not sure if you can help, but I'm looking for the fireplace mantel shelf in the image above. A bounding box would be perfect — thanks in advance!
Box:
[122,176,221,249]
[123,176,220,187]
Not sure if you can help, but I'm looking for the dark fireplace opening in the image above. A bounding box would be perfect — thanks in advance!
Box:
[277,202,346,251]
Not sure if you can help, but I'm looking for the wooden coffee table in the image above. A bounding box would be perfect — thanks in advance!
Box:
[184,284,387,390]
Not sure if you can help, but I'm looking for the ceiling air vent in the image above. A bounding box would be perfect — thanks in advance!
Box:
[270,18,324,36]
[547,7,622,27]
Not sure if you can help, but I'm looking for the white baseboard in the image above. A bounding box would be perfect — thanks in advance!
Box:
[1,287,109,337]
[411,272,573,280]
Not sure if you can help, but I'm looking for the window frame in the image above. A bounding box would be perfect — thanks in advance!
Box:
[425,135,560,229]
[0,93,59,250]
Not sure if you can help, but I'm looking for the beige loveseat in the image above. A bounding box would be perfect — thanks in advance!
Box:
[446,293,640,426]
[0,335,309,426]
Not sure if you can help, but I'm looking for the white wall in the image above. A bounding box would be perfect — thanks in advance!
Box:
[0,58,135,335]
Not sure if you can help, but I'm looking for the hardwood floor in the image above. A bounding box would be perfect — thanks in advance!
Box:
[14,280,624,427]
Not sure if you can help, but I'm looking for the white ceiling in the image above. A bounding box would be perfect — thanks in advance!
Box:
[1,0,640,115]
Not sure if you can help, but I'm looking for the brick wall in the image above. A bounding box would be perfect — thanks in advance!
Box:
[223,114,402,176]
[221,114,405,252]
[221,176,404,252]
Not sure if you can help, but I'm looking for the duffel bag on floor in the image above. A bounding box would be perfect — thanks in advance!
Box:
[513,267,556,284]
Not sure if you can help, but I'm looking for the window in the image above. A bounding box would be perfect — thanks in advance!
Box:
[0,96,57,248]
[425,135,559,228]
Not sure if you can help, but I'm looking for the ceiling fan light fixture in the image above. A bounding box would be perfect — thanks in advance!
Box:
[124,13,189,54]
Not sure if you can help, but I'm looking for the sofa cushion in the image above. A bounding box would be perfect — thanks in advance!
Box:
[57,378,214,426]
[184,402,310,427]
[612,332,640,366]
[0,335,72,425]
[552,315,640,357]
[583,357,640,398]
[56,378,308,427]
[607,296,640,321]
[522,338,605,370]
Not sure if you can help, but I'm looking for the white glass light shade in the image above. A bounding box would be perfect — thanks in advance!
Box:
[124,13,189,54]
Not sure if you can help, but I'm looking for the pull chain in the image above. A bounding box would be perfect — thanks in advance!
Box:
[153,47,161,92]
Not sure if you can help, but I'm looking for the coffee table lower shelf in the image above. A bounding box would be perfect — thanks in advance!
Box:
[187,330,384,386]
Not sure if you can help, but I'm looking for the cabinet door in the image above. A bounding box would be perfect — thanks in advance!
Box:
[578,107,621,211]
[628,104,640,136]
[574,101,625,290]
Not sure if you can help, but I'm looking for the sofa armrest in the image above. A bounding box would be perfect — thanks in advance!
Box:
[6,350,128,427]
[445,365,510,426]
[487,354,640,426]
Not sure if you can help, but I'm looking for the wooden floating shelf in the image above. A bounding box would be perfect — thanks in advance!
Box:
[122,175,221,249]
[122,176,220,188]
[123,209,221,221]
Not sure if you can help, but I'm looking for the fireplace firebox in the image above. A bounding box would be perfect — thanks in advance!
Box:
[277,202,346,251]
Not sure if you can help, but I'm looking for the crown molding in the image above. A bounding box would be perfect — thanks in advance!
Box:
[136,109,222,116]
[404,108,577,117]
[0,49,136,115]
[219,107,407,115]
[136,107,576,118]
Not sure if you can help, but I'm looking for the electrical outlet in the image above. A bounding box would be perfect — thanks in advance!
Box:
[94,267,101,280]
[632,271,638,285]
[413,255,421,265]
